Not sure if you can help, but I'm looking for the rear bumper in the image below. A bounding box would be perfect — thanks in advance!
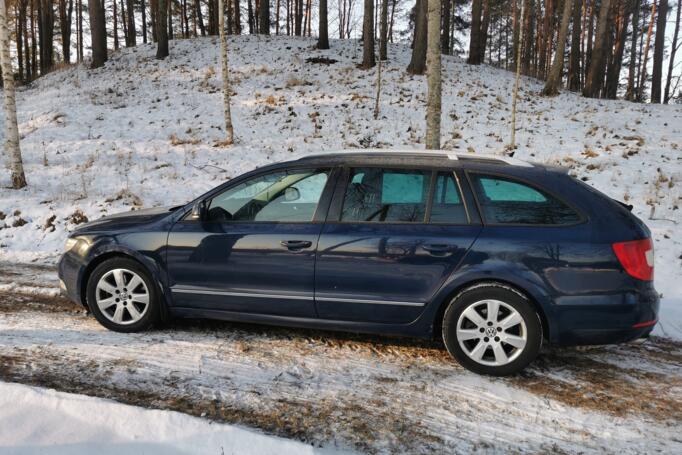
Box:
[551,288,660,346]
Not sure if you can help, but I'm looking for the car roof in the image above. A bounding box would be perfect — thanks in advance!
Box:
[285,149,538,169]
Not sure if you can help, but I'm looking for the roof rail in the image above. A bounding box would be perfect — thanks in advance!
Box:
[302,149,533,168]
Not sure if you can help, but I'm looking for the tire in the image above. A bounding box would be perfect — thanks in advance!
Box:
[442,283,542,376]
[86,257,160,333]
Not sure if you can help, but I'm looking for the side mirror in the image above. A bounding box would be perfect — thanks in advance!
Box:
[189,201,206,220]
[284,187,300,202]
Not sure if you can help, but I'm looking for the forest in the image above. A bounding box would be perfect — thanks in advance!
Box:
[0,0,679,103]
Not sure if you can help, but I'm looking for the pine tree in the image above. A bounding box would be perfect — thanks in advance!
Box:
[88,0,107,67]
[651,0,668,102]
[543,0,574,95]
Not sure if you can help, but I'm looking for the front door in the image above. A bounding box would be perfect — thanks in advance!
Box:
[166,167,334,317]
[315,168,482,323]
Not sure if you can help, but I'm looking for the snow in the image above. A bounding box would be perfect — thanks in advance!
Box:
[0,34,680,337]
[0,381,341,455]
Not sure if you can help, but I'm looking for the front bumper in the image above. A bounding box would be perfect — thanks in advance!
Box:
[57,252,85,307]
[552,287,660,346]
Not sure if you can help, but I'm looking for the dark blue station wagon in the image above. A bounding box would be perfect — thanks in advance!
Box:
[58,150,659,375]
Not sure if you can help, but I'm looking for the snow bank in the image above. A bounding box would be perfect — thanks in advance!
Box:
[0,381,341,455]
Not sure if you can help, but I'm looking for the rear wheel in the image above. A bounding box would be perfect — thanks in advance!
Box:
[86,258,160,333]
[442,283,542,376]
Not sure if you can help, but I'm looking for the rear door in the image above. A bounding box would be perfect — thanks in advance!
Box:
[314,167,482,324]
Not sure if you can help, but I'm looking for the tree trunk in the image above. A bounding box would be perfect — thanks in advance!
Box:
[361,0,375,68]
[0,0,27,188]
[604,0,630,98]
[126,0,136,45]
[58,0,72,63]
[568,0,581,90]
[543,0,574,95]
[441,0,451,54]
[379,0,388,58]
[664,0,681,103]
[142,0,148,42]
[121,0,128,44]
[157,0,169,58]
[480,0,491,61]
[77,0,83,61]
[234,0,241,33]
[650,0,667,102]
[16,1,23,80]
[317,0,328,48]
[114,0,120,49]
[407,0,427,74]
[168,0,173,39]
[38,0,54,74]
[583,0,611,97]
[260,0,270,33]
[247,0,254,33]
[637,1,657,101]
[88,0,107,67]
[511,0,525,148]
[468,0,482,64]
[425,0,441,149]
[521,0,534,75]
[625,0,640,99]
[219,0,234,144]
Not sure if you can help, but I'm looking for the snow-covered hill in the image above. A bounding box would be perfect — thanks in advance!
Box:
[0,35,680,338]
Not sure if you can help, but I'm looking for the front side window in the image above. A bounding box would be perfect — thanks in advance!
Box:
[470,174,581,225]
[341,168,431,222]
[205,169,329,222]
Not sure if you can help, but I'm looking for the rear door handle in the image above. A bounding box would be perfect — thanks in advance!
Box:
[421,244,453,254]
[280,240,313,250]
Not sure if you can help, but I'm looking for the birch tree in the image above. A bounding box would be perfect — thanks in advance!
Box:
[509,0,525,149]
[425,0,441,149]
[0,0,27,188]
[219,0,235,144]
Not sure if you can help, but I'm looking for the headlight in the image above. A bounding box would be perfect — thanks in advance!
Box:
[64,238,79,252]
[64,236,91,255]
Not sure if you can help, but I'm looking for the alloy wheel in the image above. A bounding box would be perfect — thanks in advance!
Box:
[95,268,150,325]
[455,299,528,367]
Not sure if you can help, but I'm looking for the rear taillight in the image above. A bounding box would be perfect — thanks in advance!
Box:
[612,238,654,281]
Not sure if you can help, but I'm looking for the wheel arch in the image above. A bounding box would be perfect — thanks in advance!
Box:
[79,250,169,320]
[431,278,552,343]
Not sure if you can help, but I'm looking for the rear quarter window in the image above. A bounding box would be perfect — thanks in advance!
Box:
[470,174,582,225]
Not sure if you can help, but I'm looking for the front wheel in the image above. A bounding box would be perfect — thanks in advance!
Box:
[86,258,160,333]
[442,283,542,376]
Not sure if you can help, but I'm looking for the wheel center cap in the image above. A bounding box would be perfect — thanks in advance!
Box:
[121,292,129,300]
[485,327,497,337]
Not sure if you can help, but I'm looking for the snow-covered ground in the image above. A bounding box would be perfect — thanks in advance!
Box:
[0,381,340,455]
[0,287,680,453]
[0,36,679,338]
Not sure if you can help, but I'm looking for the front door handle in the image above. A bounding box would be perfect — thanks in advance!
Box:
[280,240,313,250]
[421,244,453,254]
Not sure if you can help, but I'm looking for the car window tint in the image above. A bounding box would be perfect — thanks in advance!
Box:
[341,168,431,222]
[430,172,467,224]
[471,174,581,225]
[206,169,329,222]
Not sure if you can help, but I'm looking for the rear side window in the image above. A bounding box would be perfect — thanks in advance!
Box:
[430,172,468,224]
[470,174,581,225]
[341,168,431,222]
